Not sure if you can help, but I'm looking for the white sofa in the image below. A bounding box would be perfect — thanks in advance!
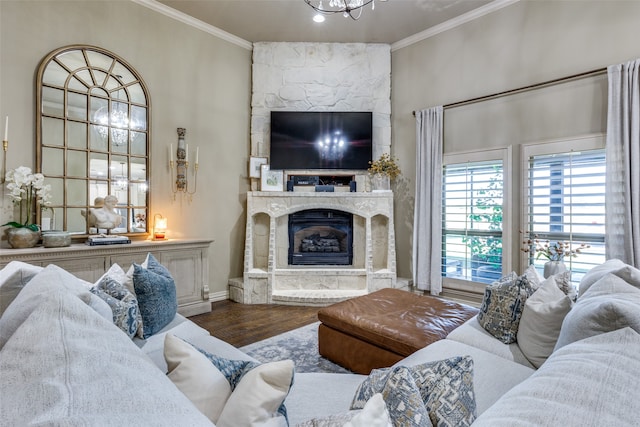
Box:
[1,259,639,426]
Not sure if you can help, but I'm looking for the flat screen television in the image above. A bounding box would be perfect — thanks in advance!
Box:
[270,111,372,170]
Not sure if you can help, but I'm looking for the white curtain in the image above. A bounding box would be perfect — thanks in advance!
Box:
[413,106,443,294]
[606,58,640,266]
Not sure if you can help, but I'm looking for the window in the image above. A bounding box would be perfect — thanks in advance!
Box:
[522,135,606,284]
[442,149,511,286]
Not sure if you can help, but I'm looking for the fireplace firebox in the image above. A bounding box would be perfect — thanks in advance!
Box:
[288,209,353,265]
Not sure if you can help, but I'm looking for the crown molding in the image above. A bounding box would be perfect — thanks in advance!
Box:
[131,0,253,51]
[391,0,520,52]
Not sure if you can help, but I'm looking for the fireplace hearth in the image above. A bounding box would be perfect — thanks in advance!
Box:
[288,209,353,265]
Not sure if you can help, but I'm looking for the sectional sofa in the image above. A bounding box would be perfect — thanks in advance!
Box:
[1,258,639,426]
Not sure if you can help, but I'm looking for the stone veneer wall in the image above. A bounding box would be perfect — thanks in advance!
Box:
[250,42,391,172]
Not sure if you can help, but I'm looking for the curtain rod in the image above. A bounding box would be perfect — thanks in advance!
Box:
[412,66,607,116]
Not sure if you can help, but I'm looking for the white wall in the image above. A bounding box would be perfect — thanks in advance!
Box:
[391,0,640,283]
[250,42,391,180]
[0,0,252,298]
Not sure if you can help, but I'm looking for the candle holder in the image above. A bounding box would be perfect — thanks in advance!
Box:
[169,128,198,201]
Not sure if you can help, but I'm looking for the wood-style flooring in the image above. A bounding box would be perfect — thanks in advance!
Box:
[189,300,321,347]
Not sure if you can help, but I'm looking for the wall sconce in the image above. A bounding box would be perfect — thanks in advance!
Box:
[153,213,168,240]
[169,127,199,201]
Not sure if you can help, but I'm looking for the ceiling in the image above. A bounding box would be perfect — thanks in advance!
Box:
[156,0,494,44]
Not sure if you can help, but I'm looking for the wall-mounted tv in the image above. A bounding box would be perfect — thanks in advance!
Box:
[270,111,372,170]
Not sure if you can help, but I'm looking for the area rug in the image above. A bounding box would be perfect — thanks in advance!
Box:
[240,322,351,374]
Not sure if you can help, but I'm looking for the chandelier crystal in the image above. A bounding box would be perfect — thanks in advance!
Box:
[304,0,381,20]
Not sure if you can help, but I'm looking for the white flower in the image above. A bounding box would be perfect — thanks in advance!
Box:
[4,166,52,227]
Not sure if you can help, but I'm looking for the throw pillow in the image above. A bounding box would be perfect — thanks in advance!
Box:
[477,272,535,344]
[517,276,572,368]
[554,273,640,351]
[164,334,233,422]
[163,336,294,427]
[351,356,476,427]
[0,261,43,315]
[0,264,112,350]
[578,259,640,297]
[522,264,543,290]
[132,255,178,339]
[551,270,576,301]
[298,393,391,427]
[91,276,143,339]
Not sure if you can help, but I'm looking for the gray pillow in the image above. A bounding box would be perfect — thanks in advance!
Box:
[477,272,535,344]
[555,273,640,351]
[352,356,476,427]
[578,259,640,297]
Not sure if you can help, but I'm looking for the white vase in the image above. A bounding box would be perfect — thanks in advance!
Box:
[371,174,390,192]
[543,261,567,278]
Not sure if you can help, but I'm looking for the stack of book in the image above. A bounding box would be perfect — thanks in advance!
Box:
[86,235,131,246]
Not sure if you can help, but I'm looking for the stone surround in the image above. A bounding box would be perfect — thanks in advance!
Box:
[229,191,400,305]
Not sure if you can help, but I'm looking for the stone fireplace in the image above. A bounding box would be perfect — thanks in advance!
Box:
[229,191,399,305]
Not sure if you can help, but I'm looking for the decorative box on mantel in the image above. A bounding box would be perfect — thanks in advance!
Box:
[231,191,401,306]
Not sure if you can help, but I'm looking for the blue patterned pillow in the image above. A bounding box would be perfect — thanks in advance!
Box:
[133,257,177,339]
[477,273,536,344]
[90,276,142,339]
[352,356,476,427]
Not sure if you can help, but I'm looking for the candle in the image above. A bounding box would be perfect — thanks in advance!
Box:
[169,143,173,162]
[185,144,189,162]
[3,116,8,141]
[196,146,199,164]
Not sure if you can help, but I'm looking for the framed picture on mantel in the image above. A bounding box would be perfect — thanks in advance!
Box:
[261,164,284,191]
[249,156,268,178]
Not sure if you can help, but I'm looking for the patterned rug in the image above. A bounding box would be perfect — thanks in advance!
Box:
[240,322,351,374]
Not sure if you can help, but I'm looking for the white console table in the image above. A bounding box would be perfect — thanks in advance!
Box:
[0,239,213,316]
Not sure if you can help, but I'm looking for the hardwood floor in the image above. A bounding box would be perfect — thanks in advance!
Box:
[188,300,321,347]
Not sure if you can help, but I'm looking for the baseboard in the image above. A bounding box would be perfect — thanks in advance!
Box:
[209,290,229,302]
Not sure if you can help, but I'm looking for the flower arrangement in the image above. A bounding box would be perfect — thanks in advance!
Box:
[3,166,52,231]
[368,153,401,179]
[520,231,589,262]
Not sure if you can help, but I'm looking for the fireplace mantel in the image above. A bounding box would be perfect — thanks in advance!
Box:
[230,191,400,305]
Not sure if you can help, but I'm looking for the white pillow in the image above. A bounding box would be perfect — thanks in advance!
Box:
[578,259,640,297]
[164,334,232,422]
[517,276,572,368]
[345,393,392,427]
[163,334,294,427]
[0,264,112,350]
[522,264,544,290]
[0,261,43,315]
[217,359,294,427]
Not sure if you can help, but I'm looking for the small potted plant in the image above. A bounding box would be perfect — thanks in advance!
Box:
[3,166,52,248]
[368,153,401,191]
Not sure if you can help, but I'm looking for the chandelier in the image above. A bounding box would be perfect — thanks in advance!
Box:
[94,105,129,146]
[304,0,382,21]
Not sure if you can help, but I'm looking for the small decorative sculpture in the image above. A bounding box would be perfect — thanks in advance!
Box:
[83,195,123,234]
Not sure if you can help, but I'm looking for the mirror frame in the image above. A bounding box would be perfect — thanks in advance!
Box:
[36,45,151,237]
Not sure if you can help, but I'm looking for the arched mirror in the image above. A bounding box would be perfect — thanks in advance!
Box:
[37,45,150,236]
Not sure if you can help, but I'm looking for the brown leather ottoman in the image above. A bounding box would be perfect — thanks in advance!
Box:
[317,288,479,374]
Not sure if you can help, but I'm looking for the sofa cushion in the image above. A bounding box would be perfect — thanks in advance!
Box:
[517,276,572,368]
[477,272,535,344]
[472,327,640,426]
[446,316,534,368]
[91,275,142,339]
[132,254,178,338]
[555,273,640,350]
[397,339,534,415]
[0,290,213,426]
[0,264,112,350]
[578,258,640,297]
[353,356,476,427]
[0,261,43,315]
